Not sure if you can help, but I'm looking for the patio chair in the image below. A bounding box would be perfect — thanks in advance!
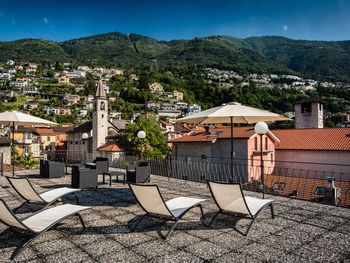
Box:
[207,181,275,236]
[0,198,89,260]
[129,184,206,239]
[7,177,80,208]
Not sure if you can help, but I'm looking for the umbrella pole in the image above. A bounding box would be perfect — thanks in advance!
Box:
[230,117,233,182]
[12,122,15,177]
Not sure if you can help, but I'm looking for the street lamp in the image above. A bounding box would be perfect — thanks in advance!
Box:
[254,122,269,199]
[137,130,146,160]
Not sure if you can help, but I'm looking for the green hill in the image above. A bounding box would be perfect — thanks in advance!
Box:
[245,36,350,81]
[1,32,350,81]
[0,39,70,63]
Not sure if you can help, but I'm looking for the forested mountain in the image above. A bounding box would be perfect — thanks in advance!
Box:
[245,36,350,81]
[1,32,350,81]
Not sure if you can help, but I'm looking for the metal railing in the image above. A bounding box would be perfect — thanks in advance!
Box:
[41,150,350,208]
[0,153,3,176]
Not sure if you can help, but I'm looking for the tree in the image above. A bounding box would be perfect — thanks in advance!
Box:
[137,72,150,90]
[118,114,170,158]
[55,61,64,71]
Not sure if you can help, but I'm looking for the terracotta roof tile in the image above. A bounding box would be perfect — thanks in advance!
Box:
[35,128,55,135]
[97,142,125,152]
[170,126,257,143]
[273,128,350,151]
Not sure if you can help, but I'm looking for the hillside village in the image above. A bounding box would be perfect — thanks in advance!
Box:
[1,60,349,127]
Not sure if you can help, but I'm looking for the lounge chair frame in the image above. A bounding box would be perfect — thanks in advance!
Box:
[129,184,204,239]
[6,176,80,208]
[207,181,275,236]
[0,198,87,260]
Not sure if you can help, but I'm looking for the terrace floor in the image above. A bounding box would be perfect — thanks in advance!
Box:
[0,169,349,263]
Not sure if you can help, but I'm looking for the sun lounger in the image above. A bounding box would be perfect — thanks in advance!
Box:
[0,198,89,260]
[129,184,206,239]
[7,177,80,208]
[207,181,275,236]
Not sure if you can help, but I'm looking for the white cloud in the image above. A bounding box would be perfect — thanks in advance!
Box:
[43,17,49,24]
[283,25,288,32]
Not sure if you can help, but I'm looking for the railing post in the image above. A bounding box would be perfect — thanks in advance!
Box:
[0,153,3,177]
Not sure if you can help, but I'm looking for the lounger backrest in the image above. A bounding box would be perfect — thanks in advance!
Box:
[129,184,172,217]
[7,177,43,202]
[0,199,27,230]
[208,181,251,216]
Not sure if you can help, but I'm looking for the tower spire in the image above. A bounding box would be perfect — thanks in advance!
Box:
[95,79,106,98]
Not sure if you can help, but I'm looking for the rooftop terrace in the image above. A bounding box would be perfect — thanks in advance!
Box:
[0,169,349,262]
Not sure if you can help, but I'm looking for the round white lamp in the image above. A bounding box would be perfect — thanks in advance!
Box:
[254,122,269,135]
[137,130,146,139]
[82,133,89,140]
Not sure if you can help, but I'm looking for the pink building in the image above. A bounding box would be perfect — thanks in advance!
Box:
[170,126,279,182]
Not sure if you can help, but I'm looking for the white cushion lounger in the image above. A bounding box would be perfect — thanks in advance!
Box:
[207,181,275,236]
[0,198,90,260]
[129,184,206,239]
[7,176,80,208]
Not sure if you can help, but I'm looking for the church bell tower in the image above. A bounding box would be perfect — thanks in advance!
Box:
[92,80,108,152]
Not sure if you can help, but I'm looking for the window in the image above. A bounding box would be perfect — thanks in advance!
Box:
[270,153,274,164]
[100,101,105,110]
[47,136,50,142]
[319,104,323,111]
[265,137,268,150]
[273,182,285,191]
[301,103,312,113]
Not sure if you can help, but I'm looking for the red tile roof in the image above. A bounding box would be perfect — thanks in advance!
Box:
[273,128,350,151]
[170,126,258,143]
[97,142,125,152]
[35,128,55,135]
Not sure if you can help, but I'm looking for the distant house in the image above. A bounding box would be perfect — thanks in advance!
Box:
[58,75,70,84]
[13,126,40,157]
[186,104,201,116]
[160,121,191,142]
[35,128,56,152]
[64,94,80,105]
[149,82,164,95]
[23,101,39,110]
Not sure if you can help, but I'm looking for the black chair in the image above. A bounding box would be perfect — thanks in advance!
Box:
[85,157,109,174]
[71,166,98,189]
[126,164,151,183]
[40,160,65,178]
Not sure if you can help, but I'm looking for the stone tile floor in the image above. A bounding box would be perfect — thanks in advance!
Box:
[0,169,349,262]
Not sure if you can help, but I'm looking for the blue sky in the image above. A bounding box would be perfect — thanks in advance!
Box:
[1,0,350,42]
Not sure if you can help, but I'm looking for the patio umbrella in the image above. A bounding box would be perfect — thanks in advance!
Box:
[177,102,289,180]
[0,110,57,176]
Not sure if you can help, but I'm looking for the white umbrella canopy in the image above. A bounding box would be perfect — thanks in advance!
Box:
[0,110,57,126]
[177,102,289,124]
[0,110,58,176]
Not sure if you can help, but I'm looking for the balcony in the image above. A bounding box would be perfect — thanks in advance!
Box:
[0,168,349,262]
